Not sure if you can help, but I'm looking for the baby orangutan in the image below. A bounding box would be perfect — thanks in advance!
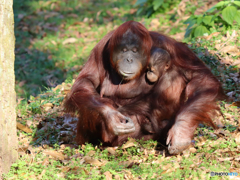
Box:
[146,48,171,83]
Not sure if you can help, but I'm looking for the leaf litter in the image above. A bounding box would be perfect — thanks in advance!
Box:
[12,0,240,179]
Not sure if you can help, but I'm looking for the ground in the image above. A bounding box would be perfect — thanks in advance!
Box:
[4,0,240,179]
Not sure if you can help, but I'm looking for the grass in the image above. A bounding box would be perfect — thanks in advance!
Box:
[4,136,239,179]
[6,0,240,179]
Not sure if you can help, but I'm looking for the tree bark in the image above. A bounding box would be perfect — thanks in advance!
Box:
[0,0,18,176]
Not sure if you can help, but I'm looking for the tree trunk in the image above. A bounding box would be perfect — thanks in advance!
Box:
[0,0,18,176]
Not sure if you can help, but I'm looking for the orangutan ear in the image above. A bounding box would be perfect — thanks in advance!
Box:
[164,62,170,71]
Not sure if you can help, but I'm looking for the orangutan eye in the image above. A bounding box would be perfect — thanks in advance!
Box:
[123,48,127,52]
[132,47,137,53]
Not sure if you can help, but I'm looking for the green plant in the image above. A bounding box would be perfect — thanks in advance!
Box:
[28,96,42,114]
[64,147,76,156]
[185,0,240,38]
[134,0,180,17]
[83,143,95,155]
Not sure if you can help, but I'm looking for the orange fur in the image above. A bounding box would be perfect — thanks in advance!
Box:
[64,21,225,153]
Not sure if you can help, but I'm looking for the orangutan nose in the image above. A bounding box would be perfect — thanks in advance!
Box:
[126,58,133,63]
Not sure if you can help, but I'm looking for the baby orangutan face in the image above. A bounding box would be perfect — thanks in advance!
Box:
[146,48,170,83]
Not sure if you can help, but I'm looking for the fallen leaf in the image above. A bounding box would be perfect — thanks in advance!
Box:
[221,45,239,54]
[232,60,240,66]
[71,167,89,174]
[235,133,240,144]
[96,10,102,22]
[209,132,218,138]
[215,43,223,50]
[106,147,116,155]
[62,38,77,45]
[161,167,176,174]
[123,170,134,179]
[114,174,121,180]
[174,162,180,169]
[182,149,191,158]
[150,19,160,29]
[73,21,85,26]
[38,169,46,179]
[18,80,26,87]
[162,163,172,171]
[44,12,59,20]
[42,158,49,166]
[18,146,29,153]
[206,32,221,40]
[43,150,65,160]
[215,129,229,136]
[122,138,136,149]
[17,122,33,133]
[130,9,137,14]
[196,136,206,146]
[83,156,103,166]
[118,160,133,168]
[234,156,240,161]
[104,171,112,180]
[171,32,184,41]
[41,103,53,111]
[17,98,25,106]
[67,14,78,18]
[70,153,83,159]
[189,147,197,153]
[218,157,234,161]
[220,58,233,65]
[231,101,240,107]
[51,40,57,45]
[60,167,71,173]
[231,52,240,56]
[177,154,182,161]
[87,150,95,156]
[106,10,113,17]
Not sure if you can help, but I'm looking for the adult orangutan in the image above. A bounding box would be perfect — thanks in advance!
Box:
[64,21,224,154]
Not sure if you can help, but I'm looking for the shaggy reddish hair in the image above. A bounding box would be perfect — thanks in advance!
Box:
[108,21,153,65]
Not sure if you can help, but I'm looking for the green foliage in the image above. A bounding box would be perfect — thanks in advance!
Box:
[21,88,63,115]
[64,147,75,156]
[28,96,42,114]
[134,0,180,17]
[185,0,240,38]
[137,138,157,149]
[11,0,240,179]
[83,143,95,155]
